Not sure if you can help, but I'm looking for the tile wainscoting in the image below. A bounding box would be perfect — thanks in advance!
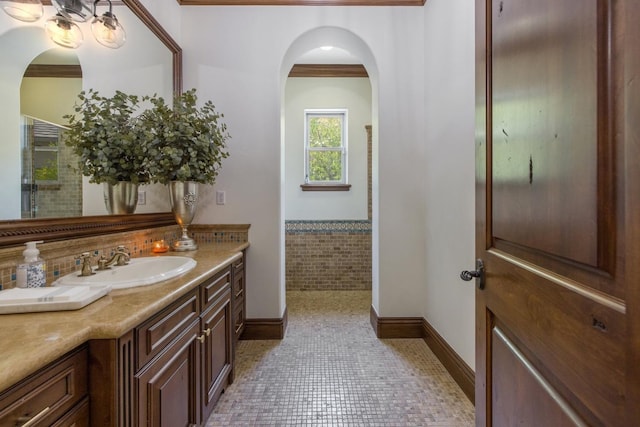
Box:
[285,220,372,291]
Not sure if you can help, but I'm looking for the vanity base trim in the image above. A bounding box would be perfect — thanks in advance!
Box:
[241,309,288,340]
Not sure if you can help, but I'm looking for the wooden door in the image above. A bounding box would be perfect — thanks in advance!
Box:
[475,0,640,425]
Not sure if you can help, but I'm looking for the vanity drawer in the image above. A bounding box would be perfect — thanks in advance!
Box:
[234,305,245,340]
[0,345,88,427]
[232,265,245,304]
[200,267,231,314]
[136,289,199,370]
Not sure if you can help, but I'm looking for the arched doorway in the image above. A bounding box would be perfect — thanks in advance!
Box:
[279,26,380,312]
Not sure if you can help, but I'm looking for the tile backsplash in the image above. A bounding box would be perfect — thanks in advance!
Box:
[0,224,249,290]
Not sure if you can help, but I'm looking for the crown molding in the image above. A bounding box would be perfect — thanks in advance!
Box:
[289,64,368,78]
[178,0,424,5]
[24,64,83,78]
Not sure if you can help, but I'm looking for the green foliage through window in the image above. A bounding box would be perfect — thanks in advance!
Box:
[305,111,347,183]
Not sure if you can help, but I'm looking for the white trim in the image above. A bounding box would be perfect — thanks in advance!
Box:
[304,108,348,184]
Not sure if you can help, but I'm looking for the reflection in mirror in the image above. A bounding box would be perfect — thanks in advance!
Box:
[0,1,175,220]
[20,116,82,218]
[0,0,182,247]
[20,49,82,218]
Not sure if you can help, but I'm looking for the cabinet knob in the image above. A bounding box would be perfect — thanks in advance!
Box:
[196,334,206,344]
[203,328,211,337]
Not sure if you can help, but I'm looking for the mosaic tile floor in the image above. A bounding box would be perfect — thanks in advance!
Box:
[206,291,475,426]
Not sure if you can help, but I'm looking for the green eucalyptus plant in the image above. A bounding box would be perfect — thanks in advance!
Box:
[140,89,230,185]
[63,89,149,185]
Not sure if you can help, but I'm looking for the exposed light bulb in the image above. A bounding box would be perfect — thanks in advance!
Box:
[44,13,83,49]
[91,11,125,49]
[0,0,43,22]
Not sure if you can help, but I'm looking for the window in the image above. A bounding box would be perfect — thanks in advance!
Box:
[304,109,347,185]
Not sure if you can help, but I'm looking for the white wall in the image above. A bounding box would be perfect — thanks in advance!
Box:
[180,2,476,369]
[422,0,476,369]
[180,6,427,322]
[284,77,371,220]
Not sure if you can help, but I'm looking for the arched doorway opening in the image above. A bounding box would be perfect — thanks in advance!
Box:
[279,26,380,313]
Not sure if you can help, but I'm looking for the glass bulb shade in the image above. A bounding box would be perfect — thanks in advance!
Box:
[91,12,125,49]
[0,0,43,22]
[51,0,90,22]
[45,14,83,49]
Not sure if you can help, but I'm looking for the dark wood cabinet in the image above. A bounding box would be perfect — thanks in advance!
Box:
[136,319,201,426]
[133,267,234,426]
[1,257,244,427]
[200,287,232,421]
[232,252,246,343]
[0,345,89,426]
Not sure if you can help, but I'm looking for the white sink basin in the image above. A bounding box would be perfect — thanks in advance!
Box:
[53,256,197,289]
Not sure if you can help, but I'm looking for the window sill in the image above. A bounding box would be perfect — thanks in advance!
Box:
[300,184,351,192]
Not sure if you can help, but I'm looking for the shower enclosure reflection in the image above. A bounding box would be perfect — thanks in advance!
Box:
[20,116,81,218]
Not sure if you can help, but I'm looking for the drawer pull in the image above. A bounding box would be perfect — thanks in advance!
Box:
[235,322,244,335]
[203,328,211,337]
[19,406,51,427]
[235,262,243,270]
[235,288,243,298]
[196,334,206,344]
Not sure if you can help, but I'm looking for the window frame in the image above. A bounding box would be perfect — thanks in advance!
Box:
[303,108,348,186]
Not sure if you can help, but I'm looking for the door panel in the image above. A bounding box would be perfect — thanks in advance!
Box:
[491,326,583,426]
[492,0,600,268]
[475,0,637,425]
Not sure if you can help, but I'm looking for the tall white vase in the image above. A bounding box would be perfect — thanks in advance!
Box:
[103,181,138,214]
[169,181,198,251]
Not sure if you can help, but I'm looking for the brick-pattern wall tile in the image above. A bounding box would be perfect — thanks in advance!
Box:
[286,226,372,291]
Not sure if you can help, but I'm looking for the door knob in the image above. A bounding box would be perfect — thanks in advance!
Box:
[460,259,485,289]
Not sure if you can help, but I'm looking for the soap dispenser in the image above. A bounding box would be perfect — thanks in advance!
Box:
[16,240,46,288]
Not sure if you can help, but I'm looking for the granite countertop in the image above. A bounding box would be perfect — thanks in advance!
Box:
[0,241,249,393]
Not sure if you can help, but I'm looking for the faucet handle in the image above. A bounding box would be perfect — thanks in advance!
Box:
[76,252,95,277]
[76,252,92,261]
[115,245,129,253]
[97,255,110,271]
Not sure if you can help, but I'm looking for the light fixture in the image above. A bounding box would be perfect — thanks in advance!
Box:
[0,0,43,22]
[51,0,92,22]
[1,0,125,49]
[91,0,125,49]
[44,13,83,48]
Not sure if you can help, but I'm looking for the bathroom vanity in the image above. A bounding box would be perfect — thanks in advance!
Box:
[0,242,248,426]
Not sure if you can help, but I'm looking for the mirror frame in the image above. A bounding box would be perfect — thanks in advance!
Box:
[0,0,182,248]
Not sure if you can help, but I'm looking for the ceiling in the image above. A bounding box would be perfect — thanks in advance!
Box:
[296,47,362,64]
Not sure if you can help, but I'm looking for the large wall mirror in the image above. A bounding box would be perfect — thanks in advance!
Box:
[0,0,182,247]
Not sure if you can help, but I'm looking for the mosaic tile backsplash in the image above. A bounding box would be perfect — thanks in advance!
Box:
[0,224,249,290]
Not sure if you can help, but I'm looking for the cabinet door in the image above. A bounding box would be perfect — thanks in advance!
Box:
[200,289,233,422]
[136,320,201,427]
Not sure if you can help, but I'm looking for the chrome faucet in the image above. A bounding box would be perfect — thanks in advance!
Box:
[97,246,131,270]
[76,252,95,277]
